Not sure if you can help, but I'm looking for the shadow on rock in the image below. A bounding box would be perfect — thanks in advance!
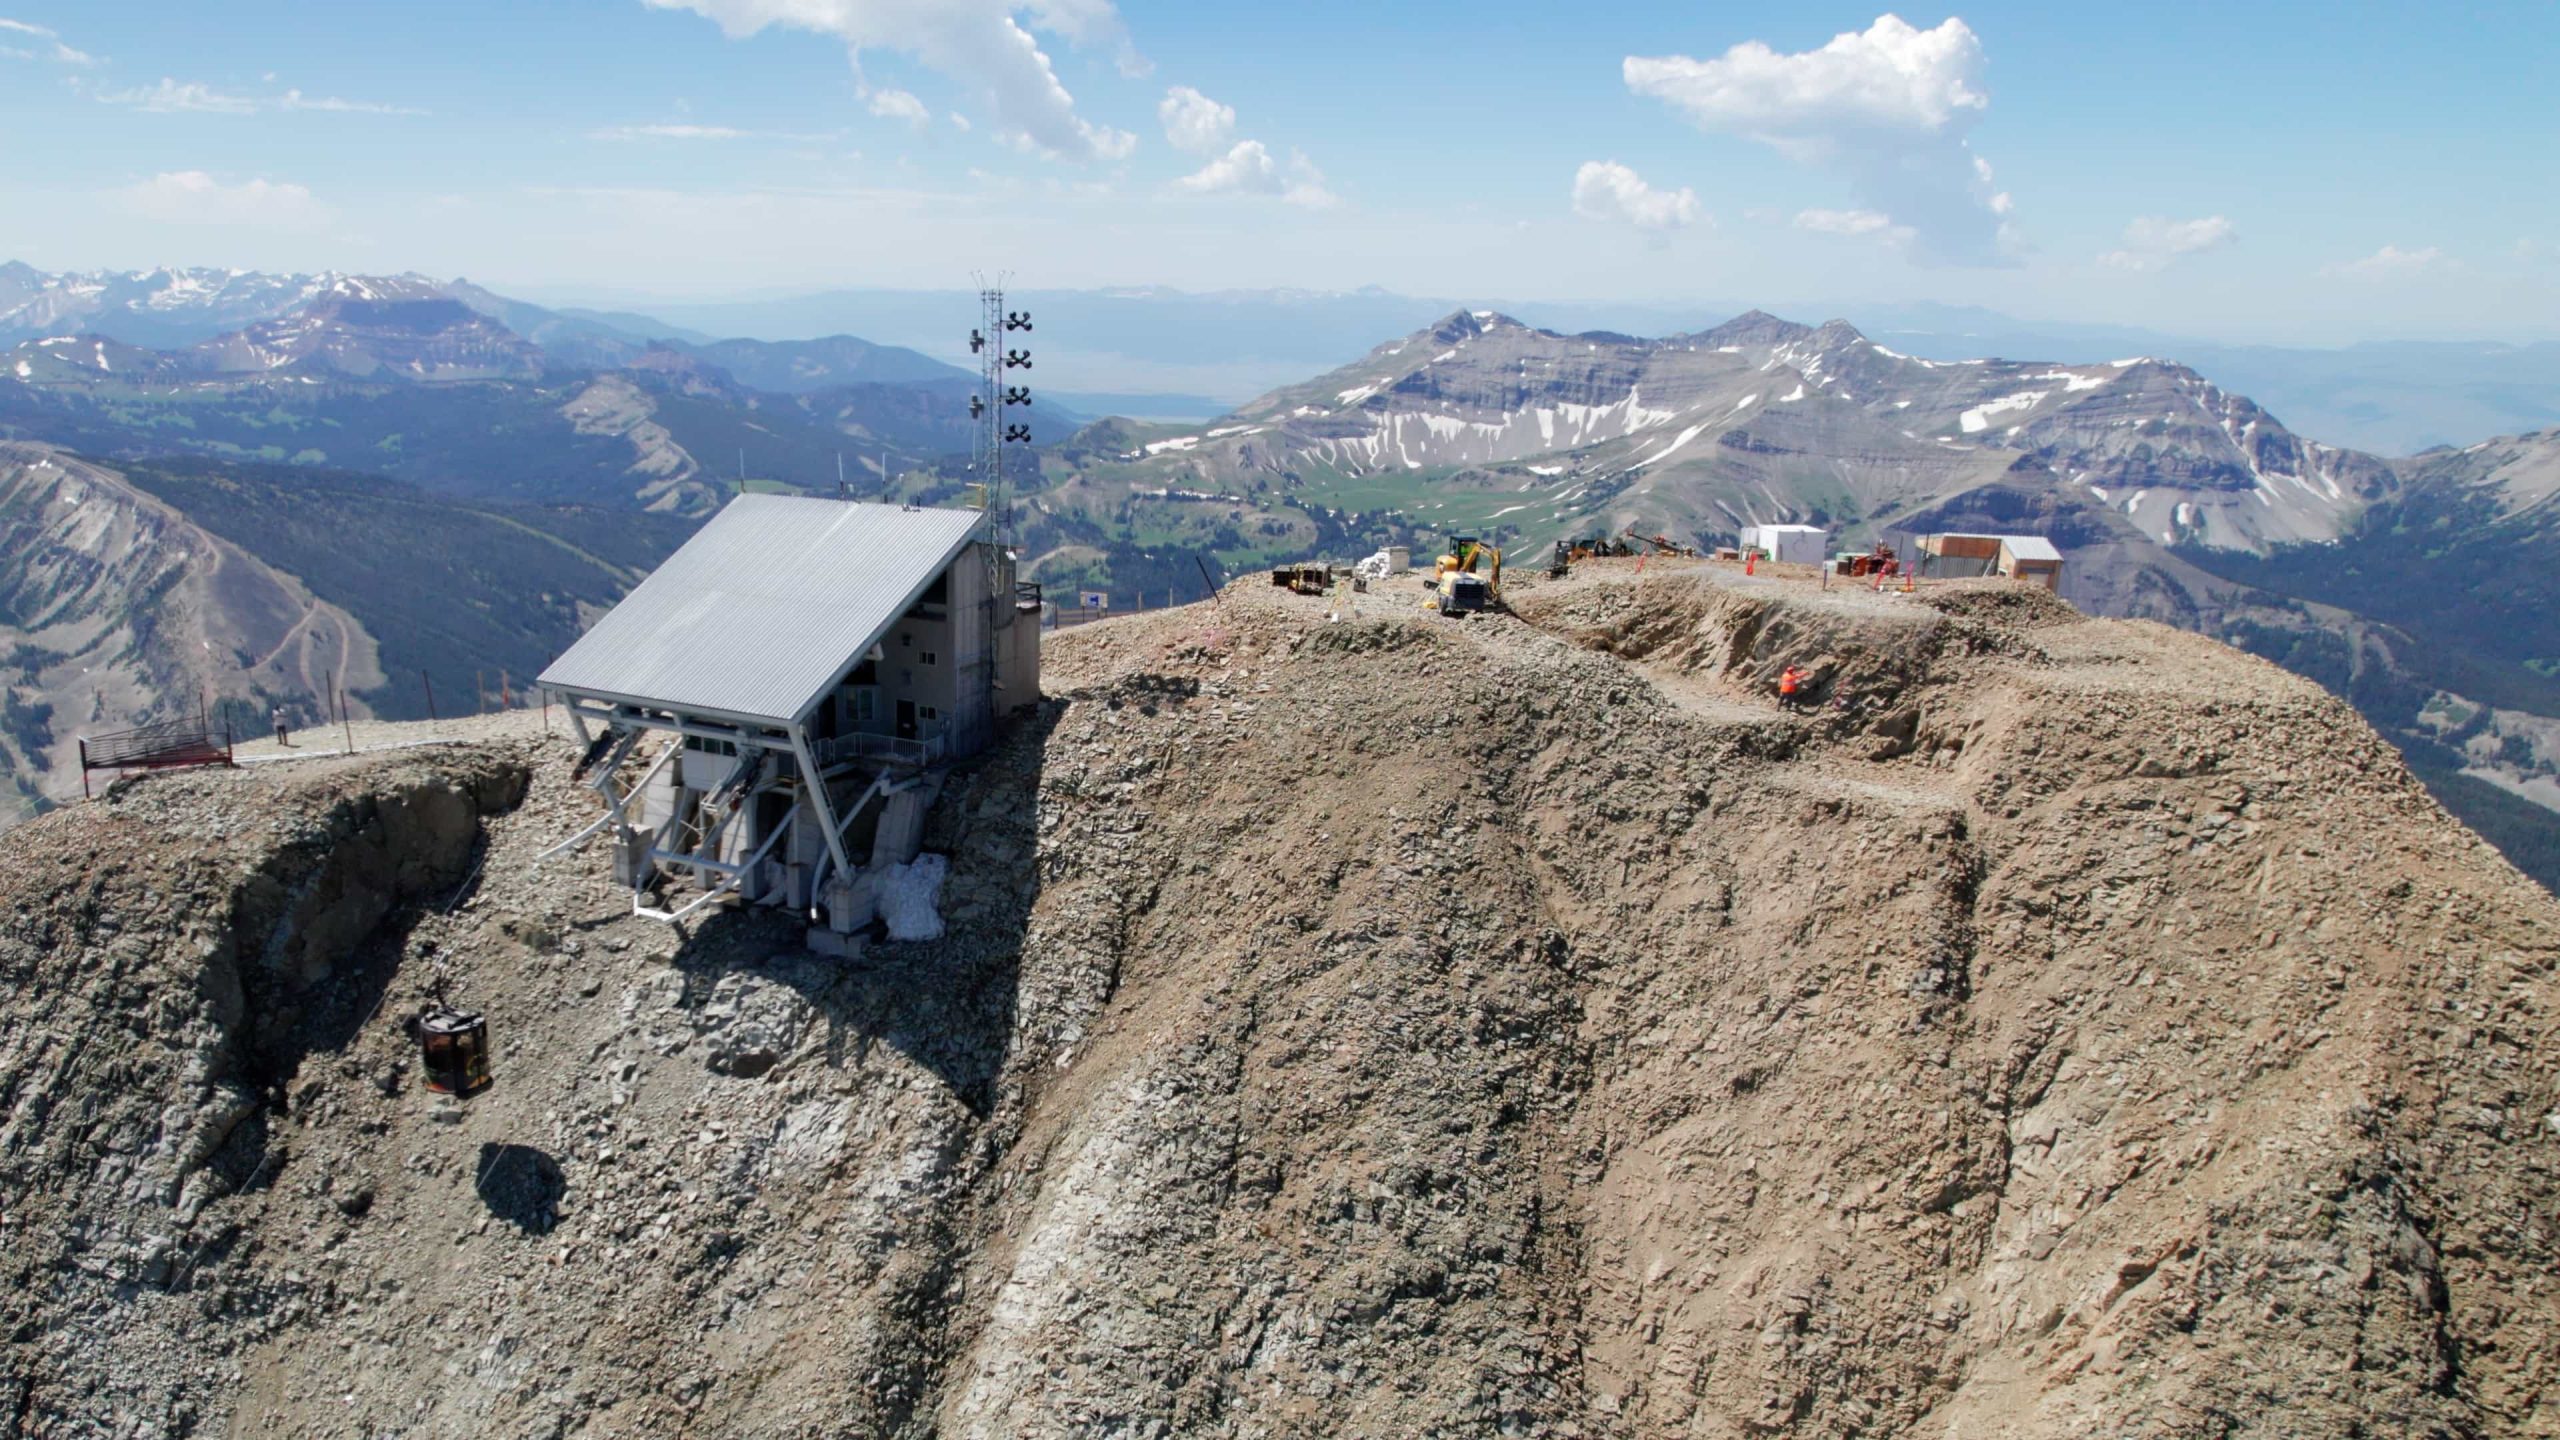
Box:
[475,1143,566,1234]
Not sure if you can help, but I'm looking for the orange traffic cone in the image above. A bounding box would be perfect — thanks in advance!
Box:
[1745,551,1756,576]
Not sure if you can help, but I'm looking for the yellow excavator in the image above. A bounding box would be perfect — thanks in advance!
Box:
[1430,533,1502,616]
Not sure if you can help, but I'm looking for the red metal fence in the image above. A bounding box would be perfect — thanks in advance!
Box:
[76,721,235,797]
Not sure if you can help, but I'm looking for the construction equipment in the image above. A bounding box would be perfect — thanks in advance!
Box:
[1438,571,1493,616]
[1840,541,1900,579]
[1436,533,1488,577]
[1623,526,1700,558]
[1428,533,1502,616]
[1549,540,1572,579]
[1270,562,1331,596]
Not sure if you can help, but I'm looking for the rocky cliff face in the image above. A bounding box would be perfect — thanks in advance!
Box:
[0,444,383,823]
[0,565,2552,1438]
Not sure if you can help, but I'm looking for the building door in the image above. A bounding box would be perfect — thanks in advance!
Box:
[896,699,917,740]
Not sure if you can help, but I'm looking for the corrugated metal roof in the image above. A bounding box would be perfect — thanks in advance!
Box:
[1999,536,2064,563]
[538,495,986,727]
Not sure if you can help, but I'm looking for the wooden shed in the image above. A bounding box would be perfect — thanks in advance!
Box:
[1920,532,2064,589]
[1997,536,2064,590]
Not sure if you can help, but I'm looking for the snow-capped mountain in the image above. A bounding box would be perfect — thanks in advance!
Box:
[1119,308,2395,558]
[0,264,470,349]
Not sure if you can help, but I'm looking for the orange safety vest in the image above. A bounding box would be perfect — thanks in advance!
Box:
[1780,670,1800,695]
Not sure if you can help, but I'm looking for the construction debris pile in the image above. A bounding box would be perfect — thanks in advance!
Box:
[1,560,2554,1438]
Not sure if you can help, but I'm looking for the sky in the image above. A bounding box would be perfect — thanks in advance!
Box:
[2,0,2556,344]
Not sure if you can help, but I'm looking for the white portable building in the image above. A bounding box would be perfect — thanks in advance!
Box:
[1740,523,1829,565]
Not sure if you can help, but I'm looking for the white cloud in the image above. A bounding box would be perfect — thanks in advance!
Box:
[590,121,838,141]
[1159,86,1329,205]
[949,110,972,132]
[1158,84,1232,155]
[0,16,95,65]
[98,76,422,115]
[1794,206,1898,237]
[642,0,1139,162]
[100,78,257,114]
[1571,161,1702,232]
[1625,14,2012,266]
[866,86,930,126]
[277,89,424,116]
[115,171,332,229]
[2098,214,2235,272]
[1177,140,1335,208]
[2323,243,2448,281]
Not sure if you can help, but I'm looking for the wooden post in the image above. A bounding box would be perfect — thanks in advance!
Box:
[422,670,438,721]
[335,672,354,754]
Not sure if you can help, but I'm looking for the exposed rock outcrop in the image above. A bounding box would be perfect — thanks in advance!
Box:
[0,564,2551,1438]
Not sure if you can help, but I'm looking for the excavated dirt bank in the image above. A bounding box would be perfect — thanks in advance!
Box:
[0,560,2554,1439]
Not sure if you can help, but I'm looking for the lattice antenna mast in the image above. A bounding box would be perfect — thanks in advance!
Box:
[966,274,1033,553]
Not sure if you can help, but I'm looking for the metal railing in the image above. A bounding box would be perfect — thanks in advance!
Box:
[76,720,235,797]
[814,731,948,767]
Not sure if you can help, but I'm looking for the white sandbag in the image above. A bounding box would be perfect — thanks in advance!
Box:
[877,854,949,942]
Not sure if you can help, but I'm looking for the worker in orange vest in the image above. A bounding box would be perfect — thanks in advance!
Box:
[1778,665,1807,711]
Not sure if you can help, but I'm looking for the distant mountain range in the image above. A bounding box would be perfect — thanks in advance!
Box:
[589,283,2560,455]
[0,264,1080,513]
[0,262,2550,888]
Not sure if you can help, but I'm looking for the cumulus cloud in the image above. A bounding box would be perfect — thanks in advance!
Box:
[1158,84,1232,155]
[1571,161,1702,232]
[0,16,96,65]
[642,0,1138,162]
[1175,140,1335,208]
[115,171,331,229]
[1160,86,1330,205]
[2098,214,2235,272]
[98,77,423,115]
[865,86,930,126]
[2323,243,2448,280]
[1624,14,2012,266]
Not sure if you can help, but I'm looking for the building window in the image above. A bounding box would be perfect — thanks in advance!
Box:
[920,706,940,721]
[852,690,876,722]
[899,632,911,647]
[920,651,938,667]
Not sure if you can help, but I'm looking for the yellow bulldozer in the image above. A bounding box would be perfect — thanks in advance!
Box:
[1430,533,1502,616]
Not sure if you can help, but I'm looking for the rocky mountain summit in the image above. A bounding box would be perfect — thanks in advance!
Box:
[2,563,2552,1437]
[1130,307,2391,557]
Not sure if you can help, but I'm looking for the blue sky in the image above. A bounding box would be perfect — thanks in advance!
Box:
[2,1,2554,341]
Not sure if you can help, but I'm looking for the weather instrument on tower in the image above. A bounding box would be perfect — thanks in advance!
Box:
[970,276,1033,556]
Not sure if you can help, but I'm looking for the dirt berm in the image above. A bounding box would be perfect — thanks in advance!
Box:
[1,561,2554,1439]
